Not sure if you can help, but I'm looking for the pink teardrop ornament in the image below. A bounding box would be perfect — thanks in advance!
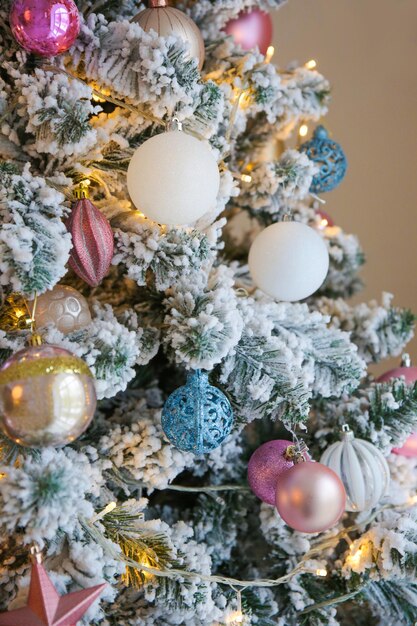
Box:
[67,198,114,287]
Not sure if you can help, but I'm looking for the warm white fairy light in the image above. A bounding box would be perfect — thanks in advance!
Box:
[315,568,327,577]
[299,124,309,137]
[265,45,275,63]
[305,59,317,70]
[241,174,252,183]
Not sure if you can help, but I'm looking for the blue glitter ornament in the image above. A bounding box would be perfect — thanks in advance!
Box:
[300,126,347,193]
[161,370,234,454]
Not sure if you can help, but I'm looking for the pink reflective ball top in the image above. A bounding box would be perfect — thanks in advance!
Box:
[224,8,273,56]
[10,0,80,57]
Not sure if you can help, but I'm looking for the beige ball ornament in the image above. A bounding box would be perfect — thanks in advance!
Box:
[132,0,205,70]
[127,124,220,226]
[29,285,91,334]
[248,220,329,302]
[0,344,96,447]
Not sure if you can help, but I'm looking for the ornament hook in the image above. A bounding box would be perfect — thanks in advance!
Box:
[168,117,183,132]
[401,353,411,368]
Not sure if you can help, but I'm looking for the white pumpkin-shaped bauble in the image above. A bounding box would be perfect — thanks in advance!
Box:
[320,425,390,512]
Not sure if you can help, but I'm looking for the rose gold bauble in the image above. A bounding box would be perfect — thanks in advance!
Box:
[29,285,91,334]
[132,0,205,70]
[275,461,346,533]
[0,345,96,447]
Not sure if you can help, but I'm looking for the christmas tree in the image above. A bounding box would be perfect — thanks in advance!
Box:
[0,1,416,625]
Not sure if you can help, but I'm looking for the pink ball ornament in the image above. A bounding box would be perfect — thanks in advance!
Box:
[377,359,417,457]
[248,440,308,505]
[10,0,80,58]
[275,461,346,533]
[377,366,417,386]
[224,8,273,56]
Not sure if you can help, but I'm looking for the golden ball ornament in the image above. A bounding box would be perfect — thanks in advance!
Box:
[29,285,92,334]
[0,344,96,447]
[132,0,205,70]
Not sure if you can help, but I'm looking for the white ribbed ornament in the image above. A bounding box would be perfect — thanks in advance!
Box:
[320,425,390,512]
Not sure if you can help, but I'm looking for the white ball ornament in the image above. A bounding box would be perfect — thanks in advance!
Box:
[248,220,329,301]
[320,425,390,512]
[127,125,220,226]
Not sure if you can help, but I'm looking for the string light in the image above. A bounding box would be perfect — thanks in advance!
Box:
[408,494,417,505]
[241,174,252,183]
[90,501,117,524]
[265,45,275,64]
[305,59,317,70]
[346,547,363,569]
[315,568,327,577]
[299,124,309,137]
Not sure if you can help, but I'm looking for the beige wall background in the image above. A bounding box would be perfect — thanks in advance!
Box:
[273,0,417,372]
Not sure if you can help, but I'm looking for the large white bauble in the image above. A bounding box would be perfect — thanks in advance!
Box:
[320,427,390,512]
[248,221,329,301]
[127,130,220,226]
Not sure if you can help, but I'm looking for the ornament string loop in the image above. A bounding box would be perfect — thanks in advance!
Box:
[284,440,308,464]
[401,353,411,367]
[30,543,43,564]
[167,117,183,132]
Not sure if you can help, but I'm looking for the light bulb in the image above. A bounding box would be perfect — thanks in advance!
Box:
[305,59,317,70]
[299,124,309,137]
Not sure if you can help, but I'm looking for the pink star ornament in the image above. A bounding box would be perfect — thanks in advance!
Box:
[0,560,106,626]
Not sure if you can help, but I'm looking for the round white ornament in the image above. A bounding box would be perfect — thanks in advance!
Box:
[248,220,329,301]
[127,128,220,226]
[320,425,390,512]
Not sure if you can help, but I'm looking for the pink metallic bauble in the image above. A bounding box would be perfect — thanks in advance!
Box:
[0,344,96,447]
[224,8,273,56]
[132,0,205,70]
[248,440,306,505]
[67,198,114,287]
[377,366,417,385]
[275,461,346,533]
[377,365,417,457]
[9,0,80,57]
[392,432,417,458]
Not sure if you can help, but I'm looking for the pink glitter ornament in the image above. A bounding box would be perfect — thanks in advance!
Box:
[9,0,80,58]
[377,356,417,457]
[67,191,114,287]
[247,440,307,505]
[275,461,346,533]
[0,551,105,626]
[224,8,273,56]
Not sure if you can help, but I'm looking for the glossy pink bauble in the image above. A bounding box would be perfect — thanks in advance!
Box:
[377,366,417,385]
[224,8,273,56]
[10,0,80,57]
[377,366,417,457]
[275,461,346,533]
[392,432,417,458]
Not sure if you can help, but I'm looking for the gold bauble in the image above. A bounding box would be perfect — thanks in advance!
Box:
[132,1,205,71]
[29,285,91,335]
[0,293,32,333]
[0,344,96,447]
